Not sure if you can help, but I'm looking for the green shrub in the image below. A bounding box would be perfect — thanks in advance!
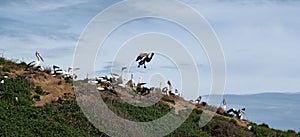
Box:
[33,94,41,101]
[0,57,5,64]
[35,86,45,95]
[17,62,27,67]
[2,66,10,72]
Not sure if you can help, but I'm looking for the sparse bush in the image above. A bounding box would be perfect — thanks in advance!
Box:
[259,123,269,128]
[33,94,41,101]
[17,62,27,68]
[2,66,10,72]
[35,86,45,95]
[0,57,5,64]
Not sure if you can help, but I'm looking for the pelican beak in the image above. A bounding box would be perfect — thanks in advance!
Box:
[38,52,44,62]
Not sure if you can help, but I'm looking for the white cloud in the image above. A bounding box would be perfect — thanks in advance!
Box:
[1,0,300,95]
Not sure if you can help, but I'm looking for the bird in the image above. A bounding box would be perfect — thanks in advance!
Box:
[136,52,154,68]
[0,79,4,84]
[174,89,180,96]
[222,98,227,111]
[126,73,135,88]
[227,108,246,119]
[161,80,173,95]
[137,82,147,88]
[52,65,68,76]
[25,51,44,70]
[117,67,127,85]
[136,83,151,96]
[195,96,202,104]
[167,80,173,92]
[52,65,80,80]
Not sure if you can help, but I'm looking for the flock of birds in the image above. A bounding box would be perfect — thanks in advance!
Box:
[2,51,247,120]
[88,52,182,97]
[24,51,80,80]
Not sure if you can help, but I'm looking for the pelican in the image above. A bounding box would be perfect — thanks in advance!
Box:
[126,73,135,87]
[174,89,180,96]
[25,51,44,70]
[162,80,173,95]
[227,108,246,119]
[52,65,79,80]
[222,98,227,111]
[167,80,173,92]
[136,52,154,68]
[136,83,150,96]
[195,96,202,104]
[52,65,68,76]
[117,67,127,85]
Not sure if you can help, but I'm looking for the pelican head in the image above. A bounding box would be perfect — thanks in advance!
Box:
[35,51,44,62]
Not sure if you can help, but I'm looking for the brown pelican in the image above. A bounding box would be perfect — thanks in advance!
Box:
[227,108,246,119]
[25,51,44,70]
[136,52,154,68]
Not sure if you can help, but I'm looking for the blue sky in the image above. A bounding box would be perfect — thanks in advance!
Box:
[1,0,300,98]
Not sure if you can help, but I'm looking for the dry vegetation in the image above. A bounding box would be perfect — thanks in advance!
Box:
[1,57,299,137]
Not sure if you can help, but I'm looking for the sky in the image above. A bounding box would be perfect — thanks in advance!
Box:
[1,0,300,97]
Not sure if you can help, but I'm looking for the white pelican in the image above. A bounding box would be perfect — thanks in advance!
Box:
[26,51,44,70]
[117,67,127,85]
[174,89,180,96]
[136,52,154,68]
[52,65,79,80]
[126,73,135,87]
[167,80,173,93]
[52,65,67,76]
[222,98,227,111]
[195,96,202,104]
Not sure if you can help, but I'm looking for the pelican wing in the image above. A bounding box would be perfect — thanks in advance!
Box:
[137,83,147,86]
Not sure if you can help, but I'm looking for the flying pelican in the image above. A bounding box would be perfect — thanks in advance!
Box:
[25,51,44,70]
[136,52,154,68]
[227,108,246,119]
